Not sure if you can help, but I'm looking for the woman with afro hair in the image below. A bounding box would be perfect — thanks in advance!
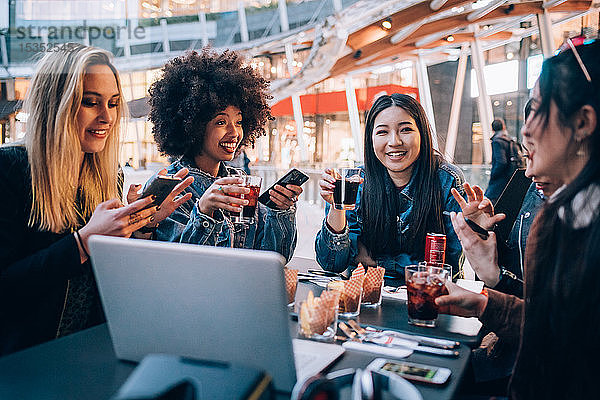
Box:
[147,48,302,260]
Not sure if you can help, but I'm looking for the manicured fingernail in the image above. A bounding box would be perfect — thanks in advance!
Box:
[150,195,157,201]
[150,216,155,222]
[156,205,161,211]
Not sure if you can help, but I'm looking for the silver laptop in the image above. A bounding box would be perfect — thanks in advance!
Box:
[88,236,344,392]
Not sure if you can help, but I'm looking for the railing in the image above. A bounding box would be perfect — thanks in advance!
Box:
[250,164,492,210]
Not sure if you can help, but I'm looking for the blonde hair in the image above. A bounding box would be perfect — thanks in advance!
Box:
[24,44,125,233]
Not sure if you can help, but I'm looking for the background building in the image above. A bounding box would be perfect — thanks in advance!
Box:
[1,0,598,179]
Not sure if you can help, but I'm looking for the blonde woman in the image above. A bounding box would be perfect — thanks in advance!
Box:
[0,45,192,356]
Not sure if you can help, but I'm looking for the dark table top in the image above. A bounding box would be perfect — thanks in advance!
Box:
[0,324,473,400]
[290,257,483,348]
[0,258,482,400]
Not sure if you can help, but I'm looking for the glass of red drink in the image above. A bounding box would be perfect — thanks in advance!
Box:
[419,261,453,282]
[405,265,448,327]
[230,175,262,224]
[333,167,361,210]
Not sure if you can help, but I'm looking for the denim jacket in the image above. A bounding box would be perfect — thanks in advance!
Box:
[155,159,298,262]
[315,163,465,279]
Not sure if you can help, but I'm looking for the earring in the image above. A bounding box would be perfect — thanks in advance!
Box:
[576,136,587,157]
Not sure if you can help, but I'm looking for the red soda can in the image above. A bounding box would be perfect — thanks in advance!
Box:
[425,233,446,265]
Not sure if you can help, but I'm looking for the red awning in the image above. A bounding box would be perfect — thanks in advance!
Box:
[271,84,419,116]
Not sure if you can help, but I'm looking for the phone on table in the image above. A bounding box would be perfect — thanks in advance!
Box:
[367,358,451,385]
[258,168,310,209]
[464,217,489,239]
[140,175,182,207]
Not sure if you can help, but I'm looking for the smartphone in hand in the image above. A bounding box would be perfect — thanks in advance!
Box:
[257,168,309,209]
[140,175,182,207]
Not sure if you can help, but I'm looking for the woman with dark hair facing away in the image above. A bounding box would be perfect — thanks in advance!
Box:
[315,93,464,280]
[148,49,301,260]
[447,99,564,391]
[0,45,191,356]
[450,98,561,299]
[436,40,600,398]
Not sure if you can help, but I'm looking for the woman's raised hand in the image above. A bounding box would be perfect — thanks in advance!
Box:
[195,176,248,217]
[450,211,501,287]
[451,182,505,230]
[268,184,303,210]
[319,168,337,205]
[126,168,194,226]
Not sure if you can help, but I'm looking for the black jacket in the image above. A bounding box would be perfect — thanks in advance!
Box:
[485,131,514,202]
[0,146,102,356]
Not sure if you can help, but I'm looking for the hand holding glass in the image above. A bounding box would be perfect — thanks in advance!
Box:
[229,175,262,223]
[333,168,361,210]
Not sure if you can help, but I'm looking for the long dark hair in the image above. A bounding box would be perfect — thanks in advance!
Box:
[360,93,444,259]
[511,40,600,398]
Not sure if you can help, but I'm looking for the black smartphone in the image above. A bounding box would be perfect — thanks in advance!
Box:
[464,217,489,239]
[140,175,182,207]
[493,169,532,240]
[258,168,310,209]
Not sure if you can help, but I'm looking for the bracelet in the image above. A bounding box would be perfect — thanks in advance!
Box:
[75,230,90,259]
[498,267,524,283]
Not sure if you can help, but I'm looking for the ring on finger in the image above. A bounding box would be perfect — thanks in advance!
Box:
[217,185,223,192]
[128,213,140,225]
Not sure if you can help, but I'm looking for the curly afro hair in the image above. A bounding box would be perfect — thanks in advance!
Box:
[148,48,273,158]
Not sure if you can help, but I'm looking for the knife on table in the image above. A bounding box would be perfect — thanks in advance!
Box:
[348,320,460,350]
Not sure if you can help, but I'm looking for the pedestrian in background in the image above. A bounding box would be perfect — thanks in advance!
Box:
[485,118,526,203]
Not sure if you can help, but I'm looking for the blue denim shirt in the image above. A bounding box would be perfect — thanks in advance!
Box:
[315,163,465,279]
[155,159,298,262]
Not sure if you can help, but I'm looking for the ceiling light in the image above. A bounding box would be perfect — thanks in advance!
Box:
[506,52,514,59]
[381,18,392,30]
